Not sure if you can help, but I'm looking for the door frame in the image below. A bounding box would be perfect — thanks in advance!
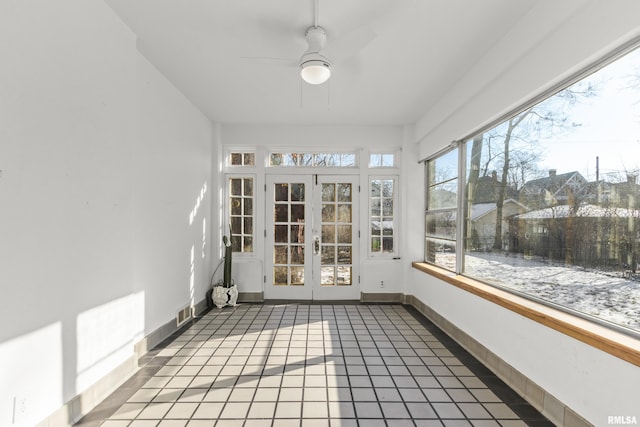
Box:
[264,172,360,300]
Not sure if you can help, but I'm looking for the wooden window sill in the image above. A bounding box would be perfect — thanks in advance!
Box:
[412,262,640,367]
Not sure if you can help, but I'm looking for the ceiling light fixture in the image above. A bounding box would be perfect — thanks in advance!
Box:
[300,26,332,85]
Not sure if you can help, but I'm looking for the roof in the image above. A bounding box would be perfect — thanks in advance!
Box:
[470,199,528,221]
[521,171,586,196]
[514,204,640,220]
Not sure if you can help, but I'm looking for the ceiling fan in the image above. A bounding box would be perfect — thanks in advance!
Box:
[267,0,378,86]
[299,25,332,85]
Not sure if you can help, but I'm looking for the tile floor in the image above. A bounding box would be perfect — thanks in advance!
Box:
[75,303,553,427]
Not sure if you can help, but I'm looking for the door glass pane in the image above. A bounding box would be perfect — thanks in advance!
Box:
[291,183,305,201]
[337,225,352,244]
[274,204,288,222]
[322,204,335,222]
[321,246,335,265]
[290,246,304,264]
[274,267,288,285]
[337,204,352,222]
[321,267,335,285]
[291,205,305,222]
[275,225,288,243]
[337,266,351,285]
[337,183,352,202]
[275,184,288,201]
[337,246,352,264]
[272,181,306,288]
[322,225,335,243]
[290,267,304,285]
[274,246,288,264]
[290,225,304,243]
[322,184,335,202]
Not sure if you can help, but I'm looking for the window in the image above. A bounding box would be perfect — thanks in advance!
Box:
[269,152,357,167]
[424,44,640,335]
[425,149,459,269]
[229,151,255,166]
[229,177,254,253]
[369,153,395,168]
[370,178,398,255]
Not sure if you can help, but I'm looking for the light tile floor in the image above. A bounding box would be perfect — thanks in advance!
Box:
[75,304,553,427]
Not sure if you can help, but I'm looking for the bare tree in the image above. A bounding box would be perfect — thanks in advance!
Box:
[481,82,595,251]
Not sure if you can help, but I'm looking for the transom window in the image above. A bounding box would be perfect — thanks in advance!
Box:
[369,153,395,168]
[424,43,640,336]
[269,152,357,167]
[229,151,255,166]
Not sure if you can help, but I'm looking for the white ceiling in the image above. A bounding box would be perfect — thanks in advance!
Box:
[106,0,537,126]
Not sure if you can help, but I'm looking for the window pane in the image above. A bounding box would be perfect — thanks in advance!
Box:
[243,237,253,252]
[270,153,283,166]
[231,153,242,165]
[431,149,458,182]
[230,152,255,166]
[370,178,397,256]
[426,211,456,240]
[428,181,458,209]
[243,198,253,215]
[244,179,253,196]
[425,238,456,269]
[229,177,254,253]
[243,153,255,166]
[456,46,640,333]
[269,152,357,168]
[341,153,356,166]
[230,179,242,196]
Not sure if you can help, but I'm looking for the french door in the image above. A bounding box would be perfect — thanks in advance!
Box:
[265,174,359,300]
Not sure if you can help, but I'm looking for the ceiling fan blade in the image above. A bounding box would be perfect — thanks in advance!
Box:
[240,56,295,65]
[326,25,377,64]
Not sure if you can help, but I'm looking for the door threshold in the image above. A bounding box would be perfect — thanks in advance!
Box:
[262,299,362,305]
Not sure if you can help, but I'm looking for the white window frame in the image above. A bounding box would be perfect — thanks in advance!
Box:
[227,149,256,167]
[369,151,397,168]
[226,174,256,256]
[267,151,359,168]
[368,175,399,258]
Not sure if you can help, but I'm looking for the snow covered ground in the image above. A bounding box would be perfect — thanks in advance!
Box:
[437,252,640,332]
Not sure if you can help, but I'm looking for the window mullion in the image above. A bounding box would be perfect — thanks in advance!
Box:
[455,142,466,274]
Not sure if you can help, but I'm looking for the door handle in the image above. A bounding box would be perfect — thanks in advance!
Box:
[314,235,320,255]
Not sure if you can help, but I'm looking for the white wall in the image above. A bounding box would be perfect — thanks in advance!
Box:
[410,1,640,424]
[0,1,213,425]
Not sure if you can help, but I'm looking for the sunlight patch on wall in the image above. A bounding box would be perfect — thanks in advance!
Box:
[76,292,144,393]
[189,181,208,226]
